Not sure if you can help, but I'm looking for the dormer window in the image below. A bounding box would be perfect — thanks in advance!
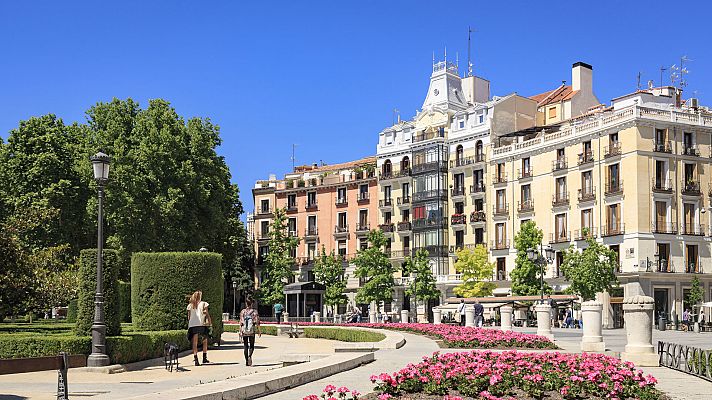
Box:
[479,114,484,124]
[458,119,465,129]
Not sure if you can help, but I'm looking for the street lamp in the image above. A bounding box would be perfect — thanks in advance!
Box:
[232,279,238,320]
[87,151,110,367]
[527,244,555,303]
[411,271,418,322]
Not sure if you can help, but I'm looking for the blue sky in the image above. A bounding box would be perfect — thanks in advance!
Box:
[1,1,710,215]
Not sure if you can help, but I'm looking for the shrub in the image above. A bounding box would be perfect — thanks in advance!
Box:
[118,281,131,323]
[66,299,78,323]
[105,330,189,364]
[131,252,224,341]
[75,249,121,336]
[0,334,91,359]
[304,328,385,342]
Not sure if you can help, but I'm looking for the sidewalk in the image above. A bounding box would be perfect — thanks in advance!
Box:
[0,333,335,400]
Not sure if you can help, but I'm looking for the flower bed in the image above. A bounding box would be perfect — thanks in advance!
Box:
[304,351,664,400]
[246,322,555,349]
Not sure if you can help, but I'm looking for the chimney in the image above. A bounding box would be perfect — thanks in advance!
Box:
[572,62,593,93]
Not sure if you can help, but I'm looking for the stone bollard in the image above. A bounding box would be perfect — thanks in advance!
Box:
[500,305,513,331]
[433,308,442,325]
[621,295,659,366]
[535,303,554,340]
[400,309,409,323]
[581,300,605,352]
[283,312,289,323]
[465,305,475,327]
[369,311,377,323]
[314,312,321,323]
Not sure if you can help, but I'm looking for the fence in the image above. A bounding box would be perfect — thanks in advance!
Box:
[658,341,712,381]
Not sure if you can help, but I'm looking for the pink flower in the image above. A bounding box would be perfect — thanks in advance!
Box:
[377,394,392,400]
[323,385,336,394]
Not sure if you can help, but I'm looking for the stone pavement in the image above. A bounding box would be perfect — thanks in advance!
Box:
[0,333,336,400]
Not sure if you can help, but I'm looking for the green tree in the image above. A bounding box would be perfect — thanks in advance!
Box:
[453,245,496,298]
[560,234,619,301]
[313,247,348,314]
[0,224,31,320]
[354,230,397,305]
[403,248,440,308]
[510,221,551,296]
[260,208,300,305]
[687,276,703,309]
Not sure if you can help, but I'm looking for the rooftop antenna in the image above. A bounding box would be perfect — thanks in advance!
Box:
[467,26,474,77]
[637,72,642,90]
[291,144,297,172]
[444,46,447,63]
[659,66,667,89]
[393,108,400,125]
[456,52,459,68]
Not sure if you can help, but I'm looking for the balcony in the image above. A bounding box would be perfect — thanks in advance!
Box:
[397,196,411,207]
[449,243,484,254]
[552,159,568,172]
[412,217,447,230]
[451,213,466,225]
[397,221,411,232]
[379,198,394,208]
[552,192,570,207]
[379,223,395,233]
[492,173,508,185]
[450,156,475,168]
[305,200,318,211]
[685,263,701,274]
[681,224,706,236]
[355,223,370,235]
[517,199,534,213]
[682,180,701,196]
[258,231,270,241]
[653,141,672,153]
[304,227,319,238]
[578,151,594,166]
[475,153,486,163]
[601,223,625,237]
[574,227,597,240]
[604,142,622,158]
[416,245,449,257]
[412,161,447,175]
[379,168,411,180]
[470,182,486,195]
[578,187,596,202]
[550,232,570,244]
[286,204,298,213]
[334,224,349,237]
[412,189,447,202]
[470,210,486,223]
[518,168,533,180]
[683,145,700,157]
[357,192,370,203]
[335,197,348,206]
[652,179,673,193]
[412,130,444,143]
[256,207,273,216]
[493,204,509,217]
[451,187,466,198]
[491,239,510,250]
[605,181,623,196]
[651,222,677,234]
[389,250,409,259]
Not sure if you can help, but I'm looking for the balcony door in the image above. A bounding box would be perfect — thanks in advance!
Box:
[454,173,464,192]
[608,164,620,189]
[683,203,695,233]
[607,204,620,231]
[556,177,567,199]
[338,212,347,229]
[581,209,592,234]
[555,213,567,240]
[657,243,670,271]
[655,201,667,230]
[307,215,317,234]
[581,171,592,193]
[655,160,666,187]
[496,189,506,210]
[495,223,506,246]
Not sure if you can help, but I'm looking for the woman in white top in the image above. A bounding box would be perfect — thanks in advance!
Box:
[187,290,211,366]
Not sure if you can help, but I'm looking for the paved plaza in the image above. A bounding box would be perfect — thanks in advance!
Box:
[3,327,712,400]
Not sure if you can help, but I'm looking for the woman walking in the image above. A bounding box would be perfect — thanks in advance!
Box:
[187,290,211,366]
[240,297,261,366]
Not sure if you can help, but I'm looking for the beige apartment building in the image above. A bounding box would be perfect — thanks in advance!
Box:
[252,157,379,316]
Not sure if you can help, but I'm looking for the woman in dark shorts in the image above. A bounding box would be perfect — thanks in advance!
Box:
[187,290,211,366]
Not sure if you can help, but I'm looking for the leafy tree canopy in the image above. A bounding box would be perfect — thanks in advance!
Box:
[260,208,299,305]
[510,221,551,296]
[354,230,397,305]
[404,248,440,303]
[560,233,619,301]
[453,245,496,298]
[687,276,703,308]
[313,247,348,312]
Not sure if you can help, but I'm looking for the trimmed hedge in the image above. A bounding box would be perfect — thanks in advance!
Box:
[118,281,131,323]
[131,252,224,341]
[66,299,78,323]
[0,330,190,364]
[304,327,385,342]
[75,249,121,336]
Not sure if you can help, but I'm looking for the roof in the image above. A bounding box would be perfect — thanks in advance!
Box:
[530,84,578,107]
[292,156,376,174]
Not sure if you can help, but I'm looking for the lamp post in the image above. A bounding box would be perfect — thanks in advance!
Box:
[87,152,110,367]
[411,271,418,322]
[526,244,555,303]
[232,279,238,320]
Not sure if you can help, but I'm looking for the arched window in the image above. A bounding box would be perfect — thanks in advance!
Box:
[401,156,410,172]
[382,160,392,177]
[456,145,464,163]
[475,141,484,161]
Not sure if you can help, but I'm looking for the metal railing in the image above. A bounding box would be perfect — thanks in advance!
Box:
[683,145,700,157]
[682,181,701,196]
[578,151,594,165]
[681,224,706,236]
[335,197,348,206]
[491,239,510,250]
[412,189,447,202]
[412,161,447,174]
[493,204,509,216]
[518,168,533,179]
[470,210,486,223]
[654,141,672,153]
[652,179,673,192]
[604,142,622,158]
[451,187,466,197]
[305,227,318,236]
[492,173,508,184]
[552,159,567,172]
[470,182,486,194]
[550,232,570,244]
[652,222,677,234]
[605,181,623,195]
[397,221,411,231]
[450,214,466,225]
[574,228,597,240]
[379,223,395,233]
[601,223,625,236]
[397,196,410,206]
[357,192,370,202]
[379,198,393,207]
[659,342,712,381]
[518,200,534,212]
[305,200,318,210]
[552,192,570,207]
[334,225,349,234]
[578,187,596,202]
[355,223,370,233]
[450,156,475,168]
[257,207,272,215]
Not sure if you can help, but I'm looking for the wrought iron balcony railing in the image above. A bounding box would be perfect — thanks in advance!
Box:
[604,142,622,158]
[601,223,625,237]
[552,192,570,207]
[654,141,672,153]
[578,187,596,202]
[652,179,673,193]
[651,222,677,234]
[450,214,466,225]
[518,199,534,212]
[578,151,594,165]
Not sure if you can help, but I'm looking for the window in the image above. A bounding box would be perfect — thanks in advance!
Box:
[456,145,464,162]
[521,184,531,202]
[455,230,464,249]
[474,198,484,212]
[459,119,465,129]
[475,141,484,160]
[686,245,699,273]
[522,157,531,175]
[260,199,270,213]
[402,182,410,198]
[413,205,425,220]
[338,240,347,256]
[583,141,592,154]
[338,212,347,229]
[556,177,567,199]
[478,114,484,124]
[260,221,269,238]
[683,203,696,234]
[359,238,368,250]
[497,163,505,180]
[359,210,368,228]
[581,209,592,232]
[288,218,297,235]
[384,211,392,224]
[454,173,464,192]
[555,213,567,240]
[610,132,619,144]
[401,156,410,171]
[359,184,368,196]
[475,228,484,245]
[655,201,667,229]
[684,163,696,183]
[288,194,297,208]
[455,202,464,214]
[402,209,410,222]
[496,258,506,280]
[384,185,392,200]
[337,187,347,202]
[655,129,666,146]
[382,160,392,176]
[608,164,620,188]
[496,189,506,209]
[548,107,557,119]
[495,223,506,244]
[403,236,410,251]
[308,243,316,261]
[581,171,592,193]
[607,204,620,231]
[307,191,317,207]
[307,215,317,234]
[557,148,565,161]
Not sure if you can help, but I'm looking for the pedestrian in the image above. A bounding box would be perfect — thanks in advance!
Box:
[457,299,466,326]
[565,308,573,328]
[473,300,484,327]
[273,301,284,323]
[240,297,261,366]
[683,309,691,331]
[186,290,211,366]
[699,308,706,329]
